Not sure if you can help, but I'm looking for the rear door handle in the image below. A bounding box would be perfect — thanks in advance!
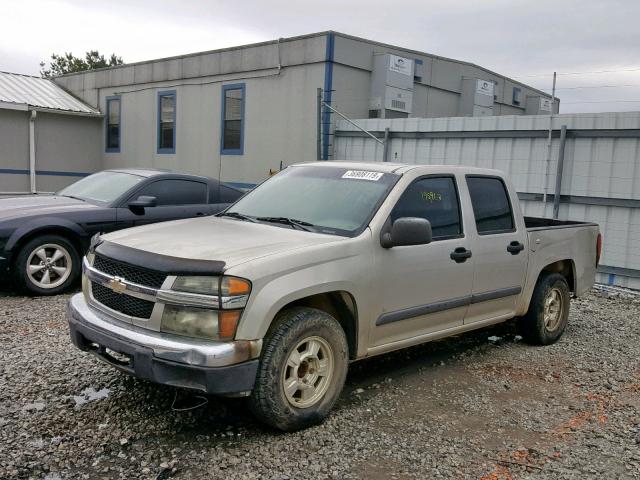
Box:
[507,241,525,255]
[450,247,472,263]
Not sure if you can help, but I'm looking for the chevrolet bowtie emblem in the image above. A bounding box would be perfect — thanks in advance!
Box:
[108,277,127,294]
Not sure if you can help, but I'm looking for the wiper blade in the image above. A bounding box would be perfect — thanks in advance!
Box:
[60,194,84,201]
[217,211,258,223]
[255,216,315,231]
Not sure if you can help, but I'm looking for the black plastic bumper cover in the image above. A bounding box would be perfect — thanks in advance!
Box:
[68,315,259,395]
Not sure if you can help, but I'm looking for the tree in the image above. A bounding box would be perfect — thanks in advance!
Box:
[40,50,124,78]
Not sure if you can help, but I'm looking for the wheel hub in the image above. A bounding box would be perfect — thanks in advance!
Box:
[543,287,563,332]
[282,336,334,409]
[26,244,72,289]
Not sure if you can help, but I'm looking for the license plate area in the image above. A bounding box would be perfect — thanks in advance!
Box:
[87,342,133,368]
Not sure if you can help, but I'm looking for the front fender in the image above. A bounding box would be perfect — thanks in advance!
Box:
[233,257,374,357]
[6,217,85,252]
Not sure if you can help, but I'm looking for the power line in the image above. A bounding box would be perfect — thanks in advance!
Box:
[553,84,640,90]
[518,67,640,78]
[562,99,640,104]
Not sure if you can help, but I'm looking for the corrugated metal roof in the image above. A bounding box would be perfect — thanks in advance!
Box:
[0,71,100,115]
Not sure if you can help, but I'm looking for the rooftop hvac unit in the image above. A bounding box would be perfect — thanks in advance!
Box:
[370,53,414,118]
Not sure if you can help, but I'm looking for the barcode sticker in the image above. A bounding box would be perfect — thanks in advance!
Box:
[342,170,384,181]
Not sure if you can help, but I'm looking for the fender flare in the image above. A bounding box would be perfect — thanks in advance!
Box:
[6,217,86,254]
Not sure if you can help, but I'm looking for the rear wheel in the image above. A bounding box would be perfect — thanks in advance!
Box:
[249,307,349,431]
[519,273,570,345]
[14,235,80,296]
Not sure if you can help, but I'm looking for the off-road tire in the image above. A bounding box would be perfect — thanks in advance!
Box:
[249,307,349,431]
[13,234,81,296]
[519,273,570,345]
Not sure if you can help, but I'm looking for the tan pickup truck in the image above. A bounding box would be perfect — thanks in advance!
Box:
[67,162,601,431]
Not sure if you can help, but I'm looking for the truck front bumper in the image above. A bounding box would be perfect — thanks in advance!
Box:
[67,294,260,395]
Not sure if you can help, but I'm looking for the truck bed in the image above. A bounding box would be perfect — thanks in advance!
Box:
[524,216,598,231]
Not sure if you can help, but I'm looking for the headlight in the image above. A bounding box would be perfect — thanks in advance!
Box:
[82,252,95,300]
[160,275,251,340]
[171,276,251,298]
[161,305,241,341]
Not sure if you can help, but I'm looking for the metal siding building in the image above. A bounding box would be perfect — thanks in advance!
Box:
[334,112,640,289]
[0,72,103,193]
[47,31,553,187]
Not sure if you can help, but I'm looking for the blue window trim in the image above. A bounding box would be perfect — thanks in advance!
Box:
[220,83,246,155]
[105,95,121,153]
[157,90,176,154]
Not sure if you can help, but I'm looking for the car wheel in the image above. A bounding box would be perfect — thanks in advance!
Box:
[14,235,80,296]
[249,307,349,432]
[519,273,570,345]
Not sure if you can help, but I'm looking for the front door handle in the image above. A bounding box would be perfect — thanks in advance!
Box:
[507,241,525,255]
[450,247,472,263]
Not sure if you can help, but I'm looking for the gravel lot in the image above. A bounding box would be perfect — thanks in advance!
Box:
[0,286,638,480]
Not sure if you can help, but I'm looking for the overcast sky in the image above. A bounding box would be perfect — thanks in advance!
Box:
[2,0,640,113]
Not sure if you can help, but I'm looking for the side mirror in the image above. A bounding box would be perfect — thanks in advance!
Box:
[380,217,433,249]
[128,195,157,209]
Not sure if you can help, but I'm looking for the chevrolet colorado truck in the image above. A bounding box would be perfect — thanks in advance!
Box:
[67,162,601,431]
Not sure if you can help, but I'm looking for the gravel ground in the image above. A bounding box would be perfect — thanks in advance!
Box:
[0,286,638,480]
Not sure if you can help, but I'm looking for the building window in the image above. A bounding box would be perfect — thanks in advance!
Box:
[105,96,121,152]
[157,90,176,154]
[512,87,522,106]
[221,83,245,155]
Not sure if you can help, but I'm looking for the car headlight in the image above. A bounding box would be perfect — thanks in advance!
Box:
[161,305,242,341]
[160,275,251,340]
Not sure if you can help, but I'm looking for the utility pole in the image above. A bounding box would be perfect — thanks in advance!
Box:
[542,72,557,216]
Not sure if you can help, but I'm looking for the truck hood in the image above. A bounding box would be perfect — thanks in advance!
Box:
[102,216,344,268]
[0,195,98,221]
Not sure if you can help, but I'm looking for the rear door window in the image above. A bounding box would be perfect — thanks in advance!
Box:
[391,176,463,239]
[466,176,515,234]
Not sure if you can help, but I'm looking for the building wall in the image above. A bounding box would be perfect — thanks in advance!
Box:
[334,112,640,289]
[331,33,550,119]
[0,110,102,193]
[50,31,555,185]
[54,34,328,185]
[0,109,30,192]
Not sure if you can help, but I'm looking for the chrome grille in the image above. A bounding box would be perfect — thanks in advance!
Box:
[91,282,155,319]
[93,254,166,288]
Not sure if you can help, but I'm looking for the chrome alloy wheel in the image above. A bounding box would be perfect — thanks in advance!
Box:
[26,244,72,289]
[282,336,334,409]
[543,287,564,332]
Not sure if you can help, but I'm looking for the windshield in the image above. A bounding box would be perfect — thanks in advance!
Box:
[226,165,399,236]
[57,171,145,204]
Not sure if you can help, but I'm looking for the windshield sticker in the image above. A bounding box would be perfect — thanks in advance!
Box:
[342,170,384,181]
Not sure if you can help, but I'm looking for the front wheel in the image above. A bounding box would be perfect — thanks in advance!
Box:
[14,235,80,296]
[249,307,349,431]
[519,273,570,345]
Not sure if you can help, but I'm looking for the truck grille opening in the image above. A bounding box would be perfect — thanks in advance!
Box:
[93,254,166,289]
[92,282,155,319]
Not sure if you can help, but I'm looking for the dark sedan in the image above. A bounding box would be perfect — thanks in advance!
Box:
[0,168,242,295]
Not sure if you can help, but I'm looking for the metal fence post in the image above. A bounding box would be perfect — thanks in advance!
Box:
[553,124,567,219]
[383,127,390,162]
[316,88,322,161]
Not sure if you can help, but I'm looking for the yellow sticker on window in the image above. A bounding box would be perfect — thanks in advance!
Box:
[421,191,442,202]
